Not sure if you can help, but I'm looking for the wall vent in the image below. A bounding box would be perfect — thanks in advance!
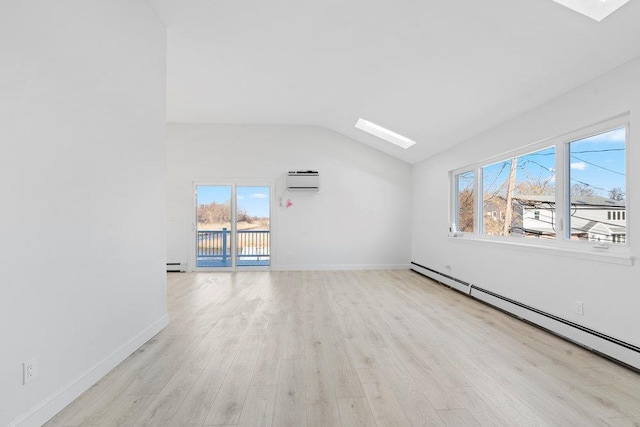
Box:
[166,262,185,273]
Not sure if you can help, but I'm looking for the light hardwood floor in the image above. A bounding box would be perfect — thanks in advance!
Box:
[46,270,640,426]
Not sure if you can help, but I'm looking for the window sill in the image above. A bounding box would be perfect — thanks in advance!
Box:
[448,235,635,266]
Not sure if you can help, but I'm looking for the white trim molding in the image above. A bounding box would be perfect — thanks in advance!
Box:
[274,263,410,271]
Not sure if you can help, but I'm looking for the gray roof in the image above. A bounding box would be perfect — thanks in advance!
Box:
[514,195,625,207]
[579,220,600,233]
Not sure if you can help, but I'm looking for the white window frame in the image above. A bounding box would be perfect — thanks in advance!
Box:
[451,170,476,234]
[449,113,631,265]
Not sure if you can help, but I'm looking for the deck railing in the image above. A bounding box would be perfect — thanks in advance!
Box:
[197,228,270,262]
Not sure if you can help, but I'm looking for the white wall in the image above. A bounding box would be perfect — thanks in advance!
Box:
[413,57,640,364]
[0,2,167,425]
[167,124,411,270]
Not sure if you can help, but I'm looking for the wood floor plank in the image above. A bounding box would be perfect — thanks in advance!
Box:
[356,368,411,427]
[170,349,237,425]
[585,384,640,417]
[436,408,481,426]
[272,359,307,427]
[180,317,235,370]
[449,386,517,426]
[460,368,550,426]
[135,368,202,425]
[373,347,444,426]
[95,394,156,426]
[389,341,464,411]
[281,324,305,360]
[251,319,286,386]
[203,334,263,425]
[128,334,200,395]
[237,385,277,427]
[325,326,365,399]
[605,417,640,427]
[307,399,341,427]
[306,338,335,402]
[337,397,377,427]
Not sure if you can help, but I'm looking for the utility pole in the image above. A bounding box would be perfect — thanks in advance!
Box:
[503,158,517,235]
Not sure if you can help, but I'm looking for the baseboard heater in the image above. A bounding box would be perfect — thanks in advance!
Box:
[166,262,185,273]
[410,261,640,372]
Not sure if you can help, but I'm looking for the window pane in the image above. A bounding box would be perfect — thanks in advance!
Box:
[483,147,556,238]
[568,127,626,244]
[196,185,232,268]
[236,186,271,267]
[456,171,474,232]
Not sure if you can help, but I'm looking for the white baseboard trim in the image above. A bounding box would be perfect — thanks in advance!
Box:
[273,263,410,271]
[411,262,640,371]
[10,313,169,427]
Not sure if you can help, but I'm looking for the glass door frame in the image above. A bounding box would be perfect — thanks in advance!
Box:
[190,180,274,272]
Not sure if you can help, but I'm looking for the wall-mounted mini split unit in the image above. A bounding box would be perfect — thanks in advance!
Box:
[166,262,185,272]
[286,171,319,191]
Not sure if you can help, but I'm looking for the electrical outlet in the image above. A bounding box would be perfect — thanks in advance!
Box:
[575,300,584,316]
[23,359,36,385]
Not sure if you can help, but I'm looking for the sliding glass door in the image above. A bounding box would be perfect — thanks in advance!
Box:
[195,183,271,270]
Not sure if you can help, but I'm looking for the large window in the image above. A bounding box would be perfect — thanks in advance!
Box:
[452,116,628,249]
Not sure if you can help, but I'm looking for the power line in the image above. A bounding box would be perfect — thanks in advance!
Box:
[569,179,613,195]
[571,148,625,154]
[521,151,555,157]
[523,148,624,157]
[483,161,509,197]
[519,159,553,173]
[571,155,624,176]
[526,148,624,155]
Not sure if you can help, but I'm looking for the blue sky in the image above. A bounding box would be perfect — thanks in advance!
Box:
[197,185,270,218]
[481,127,625,199]
[569,127,625,198]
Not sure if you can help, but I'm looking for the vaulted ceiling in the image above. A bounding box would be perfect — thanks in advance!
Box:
[150,0,640,163]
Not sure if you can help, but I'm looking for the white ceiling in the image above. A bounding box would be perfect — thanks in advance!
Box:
[150,0,640,164]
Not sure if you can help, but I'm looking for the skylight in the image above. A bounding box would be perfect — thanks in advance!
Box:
[550,0,630,22]
[355,118,416,149]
